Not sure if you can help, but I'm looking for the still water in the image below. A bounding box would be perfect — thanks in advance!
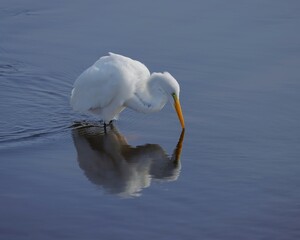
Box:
[1,0,300,239]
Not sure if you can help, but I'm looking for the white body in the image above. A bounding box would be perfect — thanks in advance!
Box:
[71,53,180,123]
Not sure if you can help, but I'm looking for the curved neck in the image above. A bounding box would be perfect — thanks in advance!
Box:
[141,74,169,111]
[125,74,168,113]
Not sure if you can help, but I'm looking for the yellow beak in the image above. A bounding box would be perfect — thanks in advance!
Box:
[173,94,185,129]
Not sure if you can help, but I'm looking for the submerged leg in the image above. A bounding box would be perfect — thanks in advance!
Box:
[103,122,107,134]
[102,120,114,133]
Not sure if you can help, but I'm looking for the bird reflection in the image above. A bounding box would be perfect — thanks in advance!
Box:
[71,123,185,198]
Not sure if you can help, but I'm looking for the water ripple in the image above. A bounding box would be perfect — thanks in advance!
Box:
[0,59,74,149]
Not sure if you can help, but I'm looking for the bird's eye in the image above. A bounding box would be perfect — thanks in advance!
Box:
[171,93,178,101]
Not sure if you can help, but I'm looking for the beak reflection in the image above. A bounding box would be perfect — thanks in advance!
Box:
[72,123,185,198]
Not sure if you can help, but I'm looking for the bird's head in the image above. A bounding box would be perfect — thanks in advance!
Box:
[156,72,185,129]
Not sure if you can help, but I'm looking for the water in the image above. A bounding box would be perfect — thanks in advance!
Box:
[1,0,300,239]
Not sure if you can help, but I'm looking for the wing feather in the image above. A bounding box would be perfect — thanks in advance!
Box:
[70,53,151,116]
[70,61,119,112]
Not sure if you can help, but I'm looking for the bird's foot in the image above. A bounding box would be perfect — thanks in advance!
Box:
[101,120,114,133]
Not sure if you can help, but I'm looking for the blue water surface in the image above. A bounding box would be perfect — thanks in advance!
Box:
[1,1,300,239]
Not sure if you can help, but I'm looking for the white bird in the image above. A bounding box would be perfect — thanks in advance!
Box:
[70,53,185,128]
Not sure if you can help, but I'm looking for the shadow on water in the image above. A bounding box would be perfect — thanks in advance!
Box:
[71,123,185,198]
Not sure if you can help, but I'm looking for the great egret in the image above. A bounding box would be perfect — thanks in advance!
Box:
[70,53,185,128]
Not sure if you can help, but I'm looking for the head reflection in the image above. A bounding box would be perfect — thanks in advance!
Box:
[72,124,185,198]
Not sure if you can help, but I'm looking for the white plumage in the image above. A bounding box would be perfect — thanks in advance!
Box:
[70,53,185,128]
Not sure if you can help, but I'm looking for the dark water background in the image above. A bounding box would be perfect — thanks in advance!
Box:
[1,1,300,239]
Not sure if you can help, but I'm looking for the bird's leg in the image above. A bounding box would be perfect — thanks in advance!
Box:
[103,122,107,134]
[109,121,115,130]
[102,120,113,133]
